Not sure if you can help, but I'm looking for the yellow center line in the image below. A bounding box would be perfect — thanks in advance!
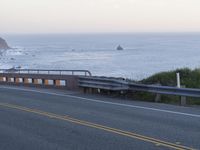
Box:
[0,102,196,150]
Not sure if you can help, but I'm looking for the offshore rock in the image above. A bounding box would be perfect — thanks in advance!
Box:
[116,45,123,50]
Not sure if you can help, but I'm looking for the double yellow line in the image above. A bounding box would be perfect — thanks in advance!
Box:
[0,102,195,150]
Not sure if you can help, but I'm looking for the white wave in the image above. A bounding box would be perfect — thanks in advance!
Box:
[4,47,25,56]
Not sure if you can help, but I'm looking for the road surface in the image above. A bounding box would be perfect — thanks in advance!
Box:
[0,85,199,150]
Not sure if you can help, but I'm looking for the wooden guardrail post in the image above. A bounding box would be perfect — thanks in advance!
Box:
[14,77,20,83]
[88,88,92,93]
[83,87,87,93]
[83,87,93,94]
[6,77,12,82]
[180,85,187,106]
[0,77,4,82]
[180,96,187,106]
[33,79,39,84]
[154,83,161,102]
[42,79,49,85]
[155,94,161,102]
[54,80,61,86]
[23,78,29,84]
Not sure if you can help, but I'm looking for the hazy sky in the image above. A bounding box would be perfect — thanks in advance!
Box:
[1,0,200,33]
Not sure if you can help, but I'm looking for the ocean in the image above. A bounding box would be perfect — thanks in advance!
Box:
[1,33,200,80]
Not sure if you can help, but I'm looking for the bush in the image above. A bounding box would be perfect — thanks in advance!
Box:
[129,68,200,105]
[141,68,200,88]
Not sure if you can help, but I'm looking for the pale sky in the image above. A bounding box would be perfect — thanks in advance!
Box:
[1,0,200,33]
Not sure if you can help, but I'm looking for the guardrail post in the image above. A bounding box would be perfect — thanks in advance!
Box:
[154,83,161,102]
[45,79,49,85]
[6,77,12,82]
[89,88,93,93]
[33,79,39,84]
[23,78,29,84]
[83,88,92,93]
[54,80,60,86]
[14,77,20,83]
[155,94,161,102]
[0,77,4,82]
[42,79,49,85]
[180,85,187,106]
[83,88,87,93]
[108,90,112,95]
[180,96,187,106]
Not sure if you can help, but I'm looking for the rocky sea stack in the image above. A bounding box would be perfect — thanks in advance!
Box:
[0,37,11,50]
[116,45,123,50]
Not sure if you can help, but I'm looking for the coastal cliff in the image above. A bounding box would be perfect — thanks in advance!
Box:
[0,37,11,50]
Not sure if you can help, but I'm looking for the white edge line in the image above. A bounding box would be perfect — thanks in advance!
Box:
[0,86,200,118]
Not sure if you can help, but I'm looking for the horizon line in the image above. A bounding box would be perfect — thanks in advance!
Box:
[2,31,200,35]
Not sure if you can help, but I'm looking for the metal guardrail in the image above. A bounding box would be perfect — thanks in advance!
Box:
[79,76,200,98]
[128,83,200,98]
[0,69,92,76]
[1,68,200,98]
[79,76,128,91]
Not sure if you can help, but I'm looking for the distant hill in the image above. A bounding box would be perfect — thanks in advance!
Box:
[0,37,11,50]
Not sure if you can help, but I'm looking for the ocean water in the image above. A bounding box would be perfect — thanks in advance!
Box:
[1,33,200,80]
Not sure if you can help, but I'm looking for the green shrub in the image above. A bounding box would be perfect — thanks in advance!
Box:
[128,68,200,105]
[141,68,200,88]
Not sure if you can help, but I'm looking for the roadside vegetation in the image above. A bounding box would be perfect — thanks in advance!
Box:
[130,68,200,105]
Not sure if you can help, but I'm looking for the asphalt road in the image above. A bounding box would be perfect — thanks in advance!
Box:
[0,85,199,150]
